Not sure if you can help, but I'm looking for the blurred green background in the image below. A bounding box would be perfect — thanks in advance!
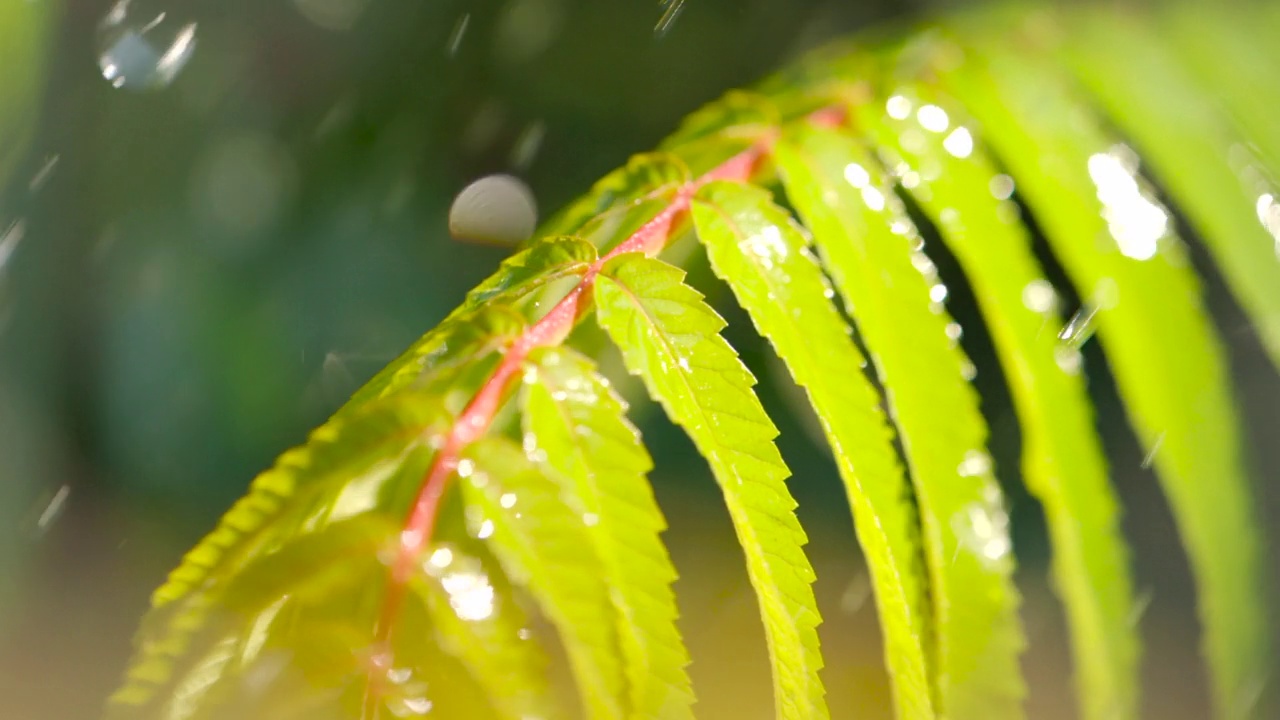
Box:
[1,1,1276,718]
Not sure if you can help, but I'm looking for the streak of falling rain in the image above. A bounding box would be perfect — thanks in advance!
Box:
[1141,431,1165,469]
[655,0,688,37]
[446,13,471,57]
[1058,303,1099,350]
[96,0,197,91]
[28,155,59,193]
[0,220,25,272]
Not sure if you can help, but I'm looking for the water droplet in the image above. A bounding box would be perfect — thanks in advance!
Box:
[901,171,921,189]
[389,695,433,717]
[916,104,950,133]
[860,186,886,212]
[476,519,495,539]
[1087,148,1166,261]
[1058,305,1098,349]
[1141,432,1164,470]
[386,667,413,684]
[446,13,471,56]
[428,547,454,569]
[1054,345,1083,375]
[945,322,963,342]
[957,449,992,477]
[839,572,871,615]
[928,283,949,304]
[510,121,546,170]
[989,174,1015,200]
[843,163,870,188]
[0,220,26,273]
[28,155,59,193]
[952,500,1012,567]
[34,485,71,534]
[960,360,977,381]
[456,458,475,478]
[441,567,496,621]
[517,627,532,640]
[495,0,564,64]
[655,0,687,37]
[742,224,789,270]
[942,127,973,158]
[449,174,538,246]
[1021,279,1058,314]
[293,0,371,30]
[885,95,912,120]
[582,512,599,527]
[97,1,197,91]
[1256,193,1280,250]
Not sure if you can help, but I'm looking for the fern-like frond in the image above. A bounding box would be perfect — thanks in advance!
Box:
[855,75,1138,720]
[774,123,1024,719]
[689,179,933,719]
[593,254,828,720]
[109,5,1279,720]
[933,21,1270,719]
[522,346,695,720]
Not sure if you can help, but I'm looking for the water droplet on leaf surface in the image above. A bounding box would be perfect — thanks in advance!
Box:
[97,1,196,91]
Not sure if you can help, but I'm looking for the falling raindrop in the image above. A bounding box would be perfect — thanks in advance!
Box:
[97,1,197,91]
[446,13,471,57]
[28,155,59,193]
[0,220,26,273]
[449,174,538,246]
[1058,304,1099,349]
[655,0,688,37]
[510,121,547,170]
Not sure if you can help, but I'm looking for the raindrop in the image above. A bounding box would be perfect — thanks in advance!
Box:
[928,283,949,304]
[386,667,413,685]
[843,162,871,189]
[476,519,495,539]
[97,1,197,91]
[942,127,973,158]
[957,449,992,477]
[388,695,433,717]
[960,359,977,381]
[28,155,59,193]
[945,322,963,342]
[495,0,564,65]
[1021,279,1058,314]
[989,174,1015,200]
[446,13,471,56]
[1141,432,1165,470]
[860,186,886,212]
[655,0,687,37]
[916,104,950,133]
[456,458,475,478]
[449,174,538,247]
[1058,304,1098,349]
[499,492,517,509]
[839,572,872,615]
[1054,345,1083,375]
[428,547,454,569]
[510,121,547,170]
[293,0,371,30]
[885,95,912,120]
[441,568,496,620]
[0,220,26,273]
[35,485,72,533]
[952,500,1012,567]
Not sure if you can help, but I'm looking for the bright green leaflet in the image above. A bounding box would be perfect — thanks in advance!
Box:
[409,541,553,720]
[522,347,695,720]
[458,437,627,720]
[688,180,933,719]
[774,124,1024,720]
[1062,8,1280,374]
[593,254,827,720]
[1162,4,1280,174]
[859,77,1137,720]
[110,393,451,716]
[940,28,1269,720]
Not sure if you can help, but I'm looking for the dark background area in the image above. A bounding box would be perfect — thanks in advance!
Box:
[1,1,1276,718]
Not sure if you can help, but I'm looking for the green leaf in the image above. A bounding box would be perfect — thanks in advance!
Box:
[939,25,1270,719]
[856,75,1138,720]
[455,236,597,318]
[1063,7,1280,375]
[111,392,451,714]
[688,180,933,719]
[458,437,626,720]
[409,539,554,720]
[592,253,827,720]
[537,154,691,251]
[522,347,695,720]
[774,124,1024,720]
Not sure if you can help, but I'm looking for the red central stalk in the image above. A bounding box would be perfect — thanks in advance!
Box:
[365,107,845,708]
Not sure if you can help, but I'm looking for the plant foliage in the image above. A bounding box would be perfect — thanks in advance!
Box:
[110,3,1278,720]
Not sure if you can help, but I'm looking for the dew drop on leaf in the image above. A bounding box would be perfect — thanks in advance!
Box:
[97,0,196,91]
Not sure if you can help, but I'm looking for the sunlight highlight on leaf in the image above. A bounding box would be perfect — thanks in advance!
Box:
[593,253,828,720]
